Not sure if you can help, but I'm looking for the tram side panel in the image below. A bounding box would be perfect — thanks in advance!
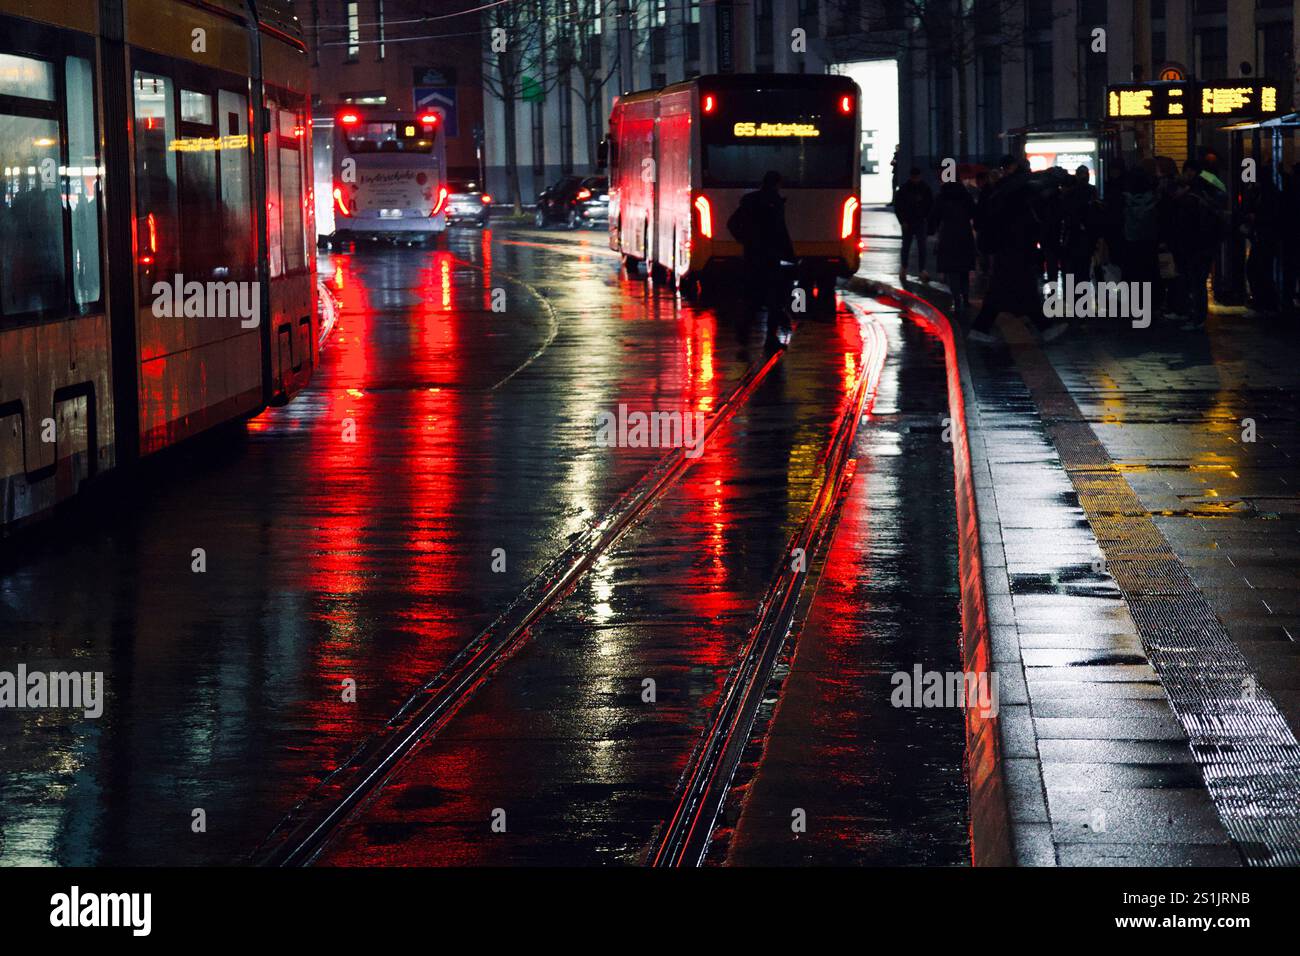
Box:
[0,3,114,528]
[262,32,317,404]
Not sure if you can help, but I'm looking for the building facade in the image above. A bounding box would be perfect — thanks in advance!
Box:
[482,0,1298,204]
[293,1,487,180]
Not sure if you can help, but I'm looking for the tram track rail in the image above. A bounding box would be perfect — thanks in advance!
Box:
[255,329,786,866]
[652,307,888,866]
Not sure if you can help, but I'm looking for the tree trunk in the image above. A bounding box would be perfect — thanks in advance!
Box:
[503,89,522,216]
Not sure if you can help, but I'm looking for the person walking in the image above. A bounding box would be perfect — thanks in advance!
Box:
[1176,159,1226,331]
[1059,165,1100,289]
[893,167,933,283]
[728,170,797,346]
[968,157,1068,345]
[928,179,977,320]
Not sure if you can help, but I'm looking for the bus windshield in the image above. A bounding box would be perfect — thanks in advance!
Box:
[344,121,436,154]
[701,88,854,189]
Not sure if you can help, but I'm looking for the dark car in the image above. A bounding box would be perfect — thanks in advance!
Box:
[534,175,608,229]
[445,179,492,227]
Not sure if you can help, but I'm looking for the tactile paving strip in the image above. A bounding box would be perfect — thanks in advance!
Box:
[1011,339,1300,866]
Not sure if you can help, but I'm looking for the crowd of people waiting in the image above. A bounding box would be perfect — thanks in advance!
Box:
[892,151,1300,344]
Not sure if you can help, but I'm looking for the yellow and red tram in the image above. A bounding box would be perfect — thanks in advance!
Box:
[0,0,317,532]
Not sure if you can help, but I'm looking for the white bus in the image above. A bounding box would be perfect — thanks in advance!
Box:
[327,105,449,246]
[606,73,862,308]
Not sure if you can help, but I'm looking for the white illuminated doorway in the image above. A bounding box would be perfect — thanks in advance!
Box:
[831,59,900,205]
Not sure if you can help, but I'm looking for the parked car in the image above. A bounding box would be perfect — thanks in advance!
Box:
[445,179,492,227]
[534,175,608,229]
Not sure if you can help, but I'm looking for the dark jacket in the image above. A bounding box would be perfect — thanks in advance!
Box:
[893,178,933,226]
[927,181,976,273]
[728,187,795,264]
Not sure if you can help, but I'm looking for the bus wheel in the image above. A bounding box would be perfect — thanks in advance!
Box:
[813,277,838,318]
[623,255,642,278]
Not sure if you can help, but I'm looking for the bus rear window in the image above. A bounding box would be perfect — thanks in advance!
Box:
[701,88,854,189]
[344,121,435,154]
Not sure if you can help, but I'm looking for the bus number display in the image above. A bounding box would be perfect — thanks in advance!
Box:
[732,121,820,138]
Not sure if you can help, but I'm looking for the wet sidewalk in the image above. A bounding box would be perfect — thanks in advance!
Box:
[854,207,1300,864]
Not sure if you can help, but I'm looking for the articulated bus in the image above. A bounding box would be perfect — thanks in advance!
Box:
[0,0,317,533]
[607,73,862,307]
[327,105,449,246]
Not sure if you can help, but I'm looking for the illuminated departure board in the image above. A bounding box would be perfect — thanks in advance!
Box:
[1107,81,1282,120]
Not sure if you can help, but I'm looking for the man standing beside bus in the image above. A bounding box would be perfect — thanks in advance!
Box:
[729,171,796,344]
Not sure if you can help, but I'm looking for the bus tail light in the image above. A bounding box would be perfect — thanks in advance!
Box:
[693,195,713,238]
[840,196,860,240]
[839,95,854,115]
[703,94,716,113]
[430,186,449,216]
[334,187,352,217]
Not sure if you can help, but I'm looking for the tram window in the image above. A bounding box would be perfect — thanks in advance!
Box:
[180,89,212,125]
[66,56,102,309]
[279,145,305,272]
[133,71,180,292]
[176,83,224,279]
[0,114,65,316]
[0,52,54,100]
[218,90,252,280]
[266,104,282,278]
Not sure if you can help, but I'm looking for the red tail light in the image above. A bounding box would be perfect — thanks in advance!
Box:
[693,195,713,238]
[839,95,854,114]
[576,188,591,200]
[418,112,440,125]
[481,194,493,204]
[333,187,352,217]
[338,112,359,126]
[840,196,860,240]
[430,185,449,216]
[703,94,716,113]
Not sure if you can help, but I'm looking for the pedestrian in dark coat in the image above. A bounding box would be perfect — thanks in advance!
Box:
[893,167,933,280]
[928,180,977,317]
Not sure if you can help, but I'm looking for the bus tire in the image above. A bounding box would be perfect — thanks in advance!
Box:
[623,254,642,278]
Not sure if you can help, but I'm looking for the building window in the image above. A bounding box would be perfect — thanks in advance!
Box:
[1026,0,1053,30]
[1079,0,1106,23]
[930,54,953,159]
[687,0,701,61]
[1083,44,1107,119]
[1028,41,1054,123]
[1260,22,1293,102]
[978,48,1002,159]
[376,0,385,60]
[346,2,360,61]
[756,0,774,56]
[1196,27,1227,79]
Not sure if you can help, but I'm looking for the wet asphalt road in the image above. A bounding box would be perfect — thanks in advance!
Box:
[0,224,966,866]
